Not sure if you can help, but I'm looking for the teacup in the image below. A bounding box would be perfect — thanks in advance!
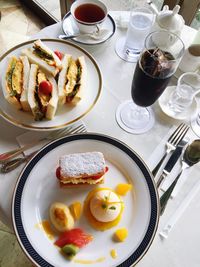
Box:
[179,44,200,72]
[70,0,108,34]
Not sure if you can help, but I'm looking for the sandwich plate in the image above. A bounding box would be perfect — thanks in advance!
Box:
[0,39,102,130]
[12,133,159,267]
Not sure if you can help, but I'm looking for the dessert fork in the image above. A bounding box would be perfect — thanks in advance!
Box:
[152,123,189,177]
[0,123,87,164]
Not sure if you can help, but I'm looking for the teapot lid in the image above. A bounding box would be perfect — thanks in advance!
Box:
[157,5,185,31]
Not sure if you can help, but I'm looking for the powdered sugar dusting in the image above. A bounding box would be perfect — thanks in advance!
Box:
[60,152,105,178]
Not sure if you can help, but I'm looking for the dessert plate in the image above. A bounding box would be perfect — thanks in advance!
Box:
[0,39,102,131]
[12,133,159,267]
[62,12,116,45]
[159,86,198,121]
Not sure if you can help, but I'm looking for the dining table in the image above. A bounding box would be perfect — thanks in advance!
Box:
[0,11,200,267]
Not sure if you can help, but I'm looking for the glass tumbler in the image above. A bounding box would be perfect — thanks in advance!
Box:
[115,6,155,62]
[168,72,200,113]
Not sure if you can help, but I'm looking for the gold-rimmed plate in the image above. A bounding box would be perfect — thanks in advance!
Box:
[0,39,102,131]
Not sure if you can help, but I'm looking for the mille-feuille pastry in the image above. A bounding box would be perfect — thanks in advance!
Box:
[56,152,108,186]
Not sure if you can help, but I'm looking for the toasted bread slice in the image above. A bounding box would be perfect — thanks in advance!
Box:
[45,74,58,120]
[33,39,62,69]
[22,48,60,77]
[70,56,87,105]
[20,56,31,111]
[57,54,72,105]
[57,54,86,105]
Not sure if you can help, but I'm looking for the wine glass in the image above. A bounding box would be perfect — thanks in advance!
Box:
[115,6,155,62]
[116,30,185,134]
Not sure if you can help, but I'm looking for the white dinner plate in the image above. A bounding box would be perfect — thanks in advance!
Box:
[12,133,159,267]
[62,12,116,45]
[158,86,198,121]
[0,39,102,131]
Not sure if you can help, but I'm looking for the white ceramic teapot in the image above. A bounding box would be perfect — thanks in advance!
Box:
[147,1,185,37]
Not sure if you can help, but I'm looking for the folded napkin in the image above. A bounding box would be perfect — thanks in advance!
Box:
[16,121,86,156]
[159,178,200,239]
[110,11,130,29]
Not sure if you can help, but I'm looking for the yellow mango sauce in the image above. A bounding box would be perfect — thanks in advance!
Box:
[110,249,117,259]
[35,220,56,240]
[74,257,105,264]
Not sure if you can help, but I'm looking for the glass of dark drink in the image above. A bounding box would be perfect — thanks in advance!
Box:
[116,30,185,134]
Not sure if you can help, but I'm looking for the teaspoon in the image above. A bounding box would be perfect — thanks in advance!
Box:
[58,29,109,41]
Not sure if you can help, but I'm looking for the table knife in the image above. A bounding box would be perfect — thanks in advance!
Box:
[156,139,188,188]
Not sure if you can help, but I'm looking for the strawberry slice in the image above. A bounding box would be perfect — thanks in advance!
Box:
[86,166,109,180]
[56,167,61,179]
[55,228,93,248]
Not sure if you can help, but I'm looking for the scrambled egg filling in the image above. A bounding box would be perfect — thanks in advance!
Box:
[7,57,23,99]
[66,59,78,94]
[12,60,23,95]
[37,70,51,106]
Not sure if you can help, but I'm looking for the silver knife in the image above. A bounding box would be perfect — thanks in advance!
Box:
[156,139,188,187]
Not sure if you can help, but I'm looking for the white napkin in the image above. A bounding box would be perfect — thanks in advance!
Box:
[16,121,86,156]
[159,178,200,239]
[110,11,130,29]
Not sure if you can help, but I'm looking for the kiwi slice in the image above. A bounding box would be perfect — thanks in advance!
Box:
[61,244,79,259]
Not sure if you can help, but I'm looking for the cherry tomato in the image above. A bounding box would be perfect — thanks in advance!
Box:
[39,81,52,95]
[54,50,63,60]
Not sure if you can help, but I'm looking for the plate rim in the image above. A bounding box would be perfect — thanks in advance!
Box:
[0,38,102,131]
[62,12,116,45]
[12,133,159,267]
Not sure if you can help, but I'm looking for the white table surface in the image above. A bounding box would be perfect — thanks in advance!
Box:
[0,20,200,267]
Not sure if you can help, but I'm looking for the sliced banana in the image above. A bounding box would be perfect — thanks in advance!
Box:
[49,202,74,232]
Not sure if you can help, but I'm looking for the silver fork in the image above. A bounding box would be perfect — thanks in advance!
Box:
[0,123,87,164]
[152,123,189,177]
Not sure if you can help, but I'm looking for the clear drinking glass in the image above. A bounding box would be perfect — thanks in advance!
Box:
[168,72,200,113]
[115,7,155,62]
[116,30,185,134]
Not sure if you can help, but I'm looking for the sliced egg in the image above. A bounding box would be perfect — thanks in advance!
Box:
[49,202,74,232]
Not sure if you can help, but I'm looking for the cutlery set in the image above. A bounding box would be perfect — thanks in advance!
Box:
[152,123,189,176]
[160,139,200,215]
[153,123,200,215]
[156,138,188,188]
[0,123,87,173]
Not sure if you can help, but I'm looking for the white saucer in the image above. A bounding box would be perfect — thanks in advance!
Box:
[158,86,198,121]
[62,12,116,45]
